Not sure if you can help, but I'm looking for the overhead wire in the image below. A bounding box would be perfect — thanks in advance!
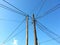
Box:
[3,0,28,17]
[40,37,60,44]
[0,4,32,22]
[36,21,60,44]
[1,18,26,44]
[36,21,60,43]
[3,0,32,19]
[1,27,25,45]
[0,4,26,16]
[37,23,60,43]
[37,21,60,37]
[36,4,60,19]
[36,0,47,17]
[29,0,41,16]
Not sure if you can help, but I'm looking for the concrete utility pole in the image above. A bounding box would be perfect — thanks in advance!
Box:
[26,16,28,45]
[32,14,38,45]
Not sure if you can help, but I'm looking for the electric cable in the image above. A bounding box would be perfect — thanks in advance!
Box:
[1,27,25,45]
[40,37,60,44]
[36,4,60,19]
[37,21,60,37]
[0,4,26,16]
[37,0,47,17]
[0,4,32,21]
[1,18,26,44]
[3,0,28,16]
[37,22,60,43]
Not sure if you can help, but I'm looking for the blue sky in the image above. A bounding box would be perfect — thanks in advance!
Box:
[0,0,60,45]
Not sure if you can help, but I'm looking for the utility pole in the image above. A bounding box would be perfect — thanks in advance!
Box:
[26,16,28,45]
[32,14,38,45]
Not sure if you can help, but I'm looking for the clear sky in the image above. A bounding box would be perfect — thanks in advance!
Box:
[0,0,60,45]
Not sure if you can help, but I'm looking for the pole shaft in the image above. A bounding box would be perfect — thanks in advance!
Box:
[32,14,38,45]
[26,16,28,45]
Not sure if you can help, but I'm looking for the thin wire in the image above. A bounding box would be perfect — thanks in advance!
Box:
[1,27,25,45]
[2,18,26,44]
[0,4,26,16]
[30,1,41,16]
[40,37,60,44]
[37,0,46,17]
[3,0,28,16]
[37,20,60,37]
[36,4,60,19]
[0,4,32,20]
[37,22,60,43]
[37,23,60,43]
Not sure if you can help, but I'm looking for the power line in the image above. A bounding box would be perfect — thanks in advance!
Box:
[36,22,60,43]
[37,23,60,43]
[0,4,32,21]
[0,4,26,16]
[2,18,26,44]
[37,22,60,43]
[30,1,41,16]
[37,21,60,37]
[40,37,60,44]
[36,4,60,19]
[1,27,25,45]
[3,0,28,16]
[36,0,47,17]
